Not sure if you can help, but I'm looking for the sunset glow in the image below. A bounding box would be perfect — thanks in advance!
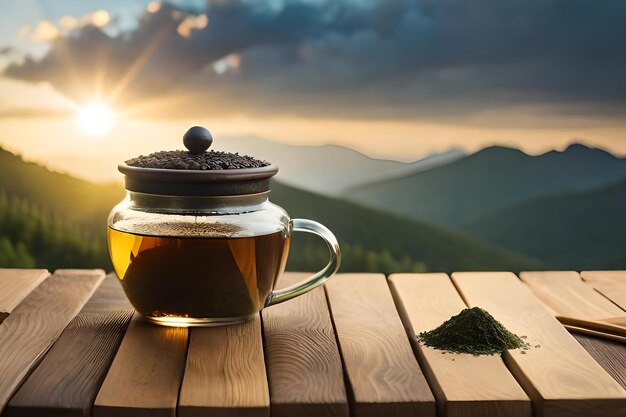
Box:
[74,102,116,137]
[0,0,624,179]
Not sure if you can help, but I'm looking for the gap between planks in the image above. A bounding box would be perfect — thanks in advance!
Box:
[519,271,625,320]
[325,273,435,417]
[93,314,188,417]
[581,271,626,312]
[262,272,348,417]
[178,315,269,417]
[0,269,49,323]
[7,274,134,417]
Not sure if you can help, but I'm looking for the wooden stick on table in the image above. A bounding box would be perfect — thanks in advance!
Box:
[563,325,626,344]
[556,316,626,337]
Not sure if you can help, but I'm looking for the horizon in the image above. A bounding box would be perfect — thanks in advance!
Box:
[0,136,621,185]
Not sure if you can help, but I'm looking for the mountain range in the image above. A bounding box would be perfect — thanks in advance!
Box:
[347,144,626,228]
[217,135,466,196]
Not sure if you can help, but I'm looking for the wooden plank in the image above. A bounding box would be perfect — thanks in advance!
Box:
[519,271,625,320]
[7,275,134,417]
[93,315,188,417]
[261,272,348,417]
[389,273,531,417]
[0,269,104,413]
[325,273,435,417]
[581,271,626,311]
[0,269,49,322]
[574,333,626,390]
[452,272,626,417]
[178,315,269,417]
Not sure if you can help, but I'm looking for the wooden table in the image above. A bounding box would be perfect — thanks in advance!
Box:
[1,269,625,417]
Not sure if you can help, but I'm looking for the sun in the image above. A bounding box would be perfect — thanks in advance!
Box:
[75,102,116,137]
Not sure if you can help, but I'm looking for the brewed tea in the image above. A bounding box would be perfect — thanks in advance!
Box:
[108,227,290,322]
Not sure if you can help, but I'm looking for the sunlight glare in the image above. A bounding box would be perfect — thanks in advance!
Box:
[75,102,116,137]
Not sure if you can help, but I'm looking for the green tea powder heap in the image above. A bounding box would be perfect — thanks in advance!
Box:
[417,307,530,355]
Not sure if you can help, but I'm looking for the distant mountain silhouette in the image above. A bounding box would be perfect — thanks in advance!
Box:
[0,144,540,272]
[348,143,626,228]
[463,179,626,269]
[218,135,465,196]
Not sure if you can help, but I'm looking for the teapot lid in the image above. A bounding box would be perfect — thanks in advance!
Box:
[119,126,278,196]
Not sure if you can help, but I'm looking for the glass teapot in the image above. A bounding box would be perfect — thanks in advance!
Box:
[107,127,341,327]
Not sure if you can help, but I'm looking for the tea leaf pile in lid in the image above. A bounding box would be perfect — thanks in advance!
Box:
[125,126,270,170]
[118,126,277,197]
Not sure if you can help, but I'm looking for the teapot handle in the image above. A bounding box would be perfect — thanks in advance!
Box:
[266,218,341,306]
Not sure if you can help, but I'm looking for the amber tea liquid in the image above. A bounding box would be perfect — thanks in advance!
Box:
[108,227,290,323]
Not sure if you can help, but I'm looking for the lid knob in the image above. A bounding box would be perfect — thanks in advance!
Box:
[183,126,213,154]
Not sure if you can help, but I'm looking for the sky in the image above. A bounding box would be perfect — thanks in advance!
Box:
[1,0,626,182]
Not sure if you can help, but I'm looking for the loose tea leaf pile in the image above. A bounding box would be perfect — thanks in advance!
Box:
[125,126,270,170]
[125,150,269,170]
[417,307,530,355]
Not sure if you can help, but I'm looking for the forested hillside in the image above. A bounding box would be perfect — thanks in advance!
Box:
[270,181,543,272]
[0,191,108,269]
[463,179,626,269]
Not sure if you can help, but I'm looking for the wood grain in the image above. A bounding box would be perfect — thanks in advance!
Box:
[325,273,435,417]
[604,317,626,326]
[0,269,104,413]
[0,269,49,322]
[389,273,531,417]
[93,315,188,417]
[178,315,269,417]
[80,273,133,312]
[519,271,625,320]
[7,275,134,417]
[262,272,348,417]
[581,271,626,311]
[574,333,626,389]
[452,272,626,417]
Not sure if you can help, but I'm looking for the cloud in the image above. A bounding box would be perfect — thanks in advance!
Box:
[212,53,240,74]
[20,20,60,42]
[58,10,110,30]
[177,13,208,38]
[147,2,162,14]
[4,0,626,120]
[19,10,111,44]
